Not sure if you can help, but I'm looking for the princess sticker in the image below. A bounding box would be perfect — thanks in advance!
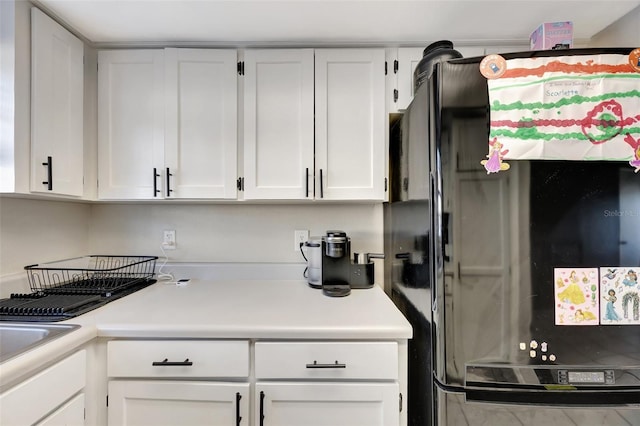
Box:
[600,267,640,325]
[554,268,599,325]
[481,138,510,174]
[603,289,621,322]
[623,134,640,173]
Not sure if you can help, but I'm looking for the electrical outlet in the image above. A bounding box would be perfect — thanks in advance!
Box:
[294,230,309,251]
[163,230,176,250]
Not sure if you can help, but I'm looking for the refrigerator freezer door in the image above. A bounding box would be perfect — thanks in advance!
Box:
[434,384,640,426]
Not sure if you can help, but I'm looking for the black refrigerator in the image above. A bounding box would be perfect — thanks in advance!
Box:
[386,47,640,425]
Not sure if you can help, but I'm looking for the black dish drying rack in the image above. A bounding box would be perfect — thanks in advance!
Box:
[25,255,157,296]
[0,255,157,321]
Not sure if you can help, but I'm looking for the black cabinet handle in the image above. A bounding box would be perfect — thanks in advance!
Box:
[305,360,346,369]
[305,167,309,197]
[153,168,161,197]
[166,167,173,197]
[319,169,324,198]
[151,358,193,366]
[42,156,52,190]
[236,392,242,425]
[259,391,265,426]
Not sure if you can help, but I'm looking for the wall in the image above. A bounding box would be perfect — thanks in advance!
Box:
[0,197,91,295]
[589,5,640,46]
[87,202,384,264]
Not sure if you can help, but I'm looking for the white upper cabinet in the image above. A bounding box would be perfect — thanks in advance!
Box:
[31,8,84,197]
[98,48,237,200]
[243,49,314,200]
[395,47,423,112]
[98,49,165,199]
[393,46,485,112]
[164,48,237,199]
[315,48,386,201]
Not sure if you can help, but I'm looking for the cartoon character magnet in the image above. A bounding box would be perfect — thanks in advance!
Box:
[481,137,510,174]
[600,268,640,325]
[554,268,599,325]
[623,134,640,173]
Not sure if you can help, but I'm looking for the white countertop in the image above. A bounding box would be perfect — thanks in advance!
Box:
[1,279,411,387]
[94,279,412,339]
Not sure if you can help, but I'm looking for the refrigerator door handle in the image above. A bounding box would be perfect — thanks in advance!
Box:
[430,172,439,313]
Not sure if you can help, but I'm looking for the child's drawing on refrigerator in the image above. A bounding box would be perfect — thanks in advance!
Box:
[555,268,599,325]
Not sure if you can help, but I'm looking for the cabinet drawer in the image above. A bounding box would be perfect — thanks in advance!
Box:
[255,341,398,380]
[108,340,249,378]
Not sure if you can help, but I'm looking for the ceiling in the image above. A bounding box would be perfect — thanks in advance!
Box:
[35,0,640,46]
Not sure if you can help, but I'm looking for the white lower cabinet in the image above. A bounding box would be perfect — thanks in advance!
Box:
[106,340,250,426]
[256,382,399,426]
[254,341,401,426]
[0,350,86,426]
[105,339,403,425]
[108,381,249,426]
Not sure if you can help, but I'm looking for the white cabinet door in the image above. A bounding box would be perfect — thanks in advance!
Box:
[108,381,249,426]
[256,382,399,426]
[243,49,314,200]
[395,46,485,112]
[315,49,386,201]
[31,7,84,196]
[36,393,85,426]
[395,47,423,112]
[0,350,86,426]
[164,48,237,199]
[98,49,165,199]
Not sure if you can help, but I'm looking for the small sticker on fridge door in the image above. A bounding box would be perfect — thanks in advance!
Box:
[554,268,599,325]
[600,267,640,325]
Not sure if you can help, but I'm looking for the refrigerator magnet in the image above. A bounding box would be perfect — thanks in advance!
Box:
[480,137,510,174]
[629,48,640,73]
[623,134,640,173]
[554,268,599,325]
[600,267,640,325]
[479,54,507,79]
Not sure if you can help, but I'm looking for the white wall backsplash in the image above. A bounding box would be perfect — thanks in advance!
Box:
[0,199,383,292]
[0,197,91,276]
[88,203,384,264]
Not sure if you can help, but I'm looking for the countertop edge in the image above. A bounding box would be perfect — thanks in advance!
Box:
[0,325,97,390]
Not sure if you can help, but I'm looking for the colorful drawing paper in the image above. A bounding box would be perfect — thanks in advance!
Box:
[600,267,640,325]
[487,54,640,162]
[554,268,599,325]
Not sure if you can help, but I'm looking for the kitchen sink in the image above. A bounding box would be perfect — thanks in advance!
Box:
[0,323,80,364]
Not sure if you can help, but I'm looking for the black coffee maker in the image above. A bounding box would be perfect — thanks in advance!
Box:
[321,230,352,297]
[320,230,384,297]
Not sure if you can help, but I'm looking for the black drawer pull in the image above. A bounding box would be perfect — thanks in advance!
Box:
[166,167,173,197]
[236,392,242,425]
[153,168,161,197]
[306,360,346,369]
[152,358,193,366]
[42,156,52,190]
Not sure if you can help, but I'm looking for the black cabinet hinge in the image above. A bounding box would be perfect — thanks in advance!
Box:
[399,393,403,412]
[385,61,388,75]
[393,89,398,103]
[385,177,388,192]
[237,61,245,75]
[394,59,398,74]
[237,177,244,191]
[106,395,109,407]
